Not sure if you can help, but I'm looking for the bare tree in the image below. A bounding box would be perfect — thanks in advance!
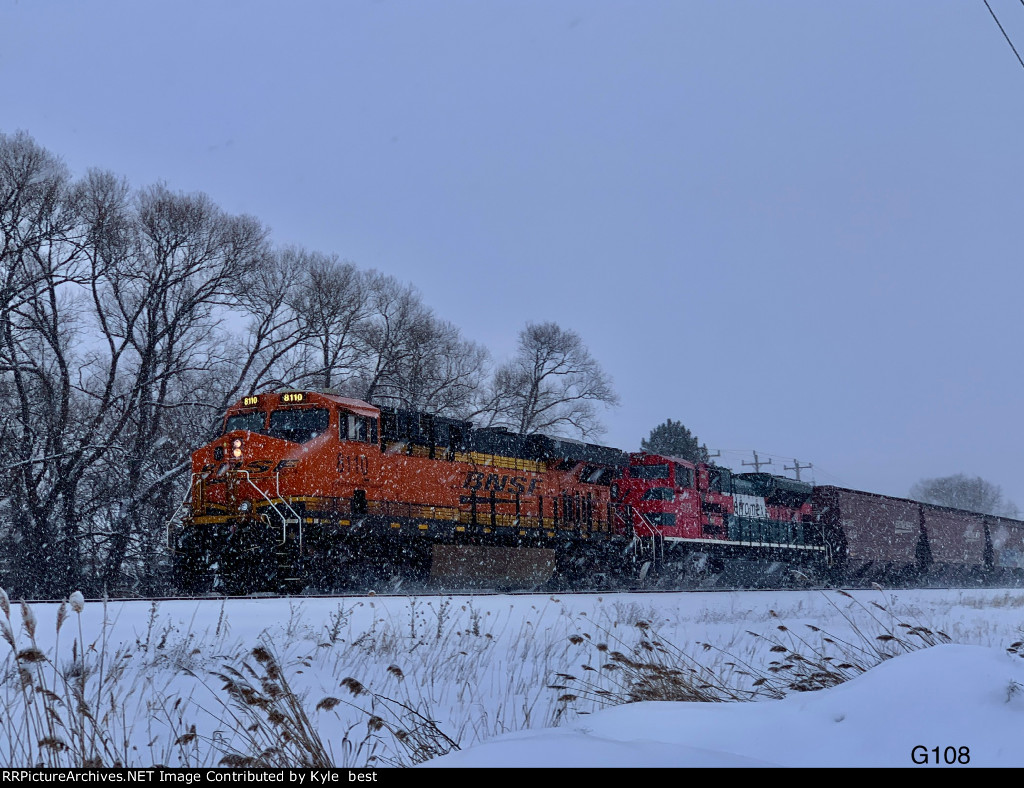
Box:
[909,473,1019,517]
[483,321,619,438]
[285,251,369,391]
[0,138,296,595]
[208,244,320,410]
[0,131,89,595]
[350,272,427,404]
[381,315,490,416]
[90,183,271,591]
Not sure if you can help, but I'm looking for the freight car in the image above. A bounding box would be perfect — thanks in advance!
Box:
[168,388,1024,593]
[812,486,1024,587]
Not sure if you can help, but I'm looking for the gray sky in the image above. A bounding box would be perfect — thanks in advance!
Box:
[5,0,1023,507]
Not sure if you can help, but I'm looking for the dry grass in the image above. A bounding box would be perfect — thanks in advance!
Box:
[201,645,335,768]
[187,644,459,768]
[549,589,955,716]
[0,590,137,767]
[0,587,1012,767]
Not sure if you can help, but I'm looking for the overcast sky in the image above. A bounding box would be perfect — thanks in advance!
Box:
[5,0,1024,507]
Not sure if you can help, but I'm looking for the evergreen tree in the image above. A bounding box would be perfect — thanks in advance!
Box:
[640,419,709,463]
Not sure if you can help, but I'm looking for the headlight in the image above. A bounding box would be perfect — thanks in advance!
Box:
[231,437,244,459]
[238,501,252,513]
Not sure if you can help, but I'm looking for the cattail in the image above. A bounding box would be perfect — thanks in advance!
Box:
[0,588,10,618]
[69,592,85,614]
[267,709,286,725]
[315,697,341,711]
[340,677,364,696]
[0,619,15,650]
[55,601,68,633]
[38,736,68,752]
[175,728,197,746]
[20,601,36,639]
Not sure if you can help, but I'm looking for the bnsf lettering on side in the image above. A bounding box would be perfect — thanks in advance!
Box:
[463,472,541,495]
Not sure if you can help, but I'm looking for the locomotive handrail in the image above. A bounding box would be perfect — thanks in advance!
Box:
[165,472,202,554]
[628,510,665,583]
[238,470,304,550]
[275,471,305,551]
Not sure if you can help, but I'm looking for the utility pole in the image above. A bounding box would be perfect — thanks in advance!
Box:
[784,459,813,481]
[742,451,772,473]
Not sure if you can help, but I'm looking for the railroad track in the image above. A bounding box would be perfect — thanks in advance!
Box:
[17,580,1022,605]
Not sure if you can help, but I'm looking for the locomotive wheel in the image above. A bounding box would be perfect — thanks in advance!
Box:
[172,528,214,594]
[300,536,378,593]
[218,525,280,596]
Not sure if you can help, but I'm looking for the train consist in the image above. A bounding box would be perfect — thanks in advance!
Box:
[168,389,1024,594]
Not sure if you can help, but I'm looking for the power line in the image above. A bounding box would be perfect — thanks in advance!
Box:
[984,0,1024,72]
[742,451,773,473]
[786,458,811,483]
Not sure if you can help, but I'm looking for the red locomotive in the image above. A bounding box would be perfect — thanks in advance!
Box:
[169,388,1024,594]
[616,452,828,587]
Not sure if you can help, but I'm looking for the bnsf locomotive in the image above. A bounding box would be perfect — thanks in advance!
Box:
[168,389,1024,594]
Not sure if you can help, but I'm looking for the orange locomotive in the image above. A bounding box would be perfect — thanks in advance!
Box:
[169,390,631,594]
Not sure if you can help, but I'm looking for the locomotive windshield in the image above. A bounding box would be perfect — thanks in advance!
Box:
[224,412,266,434]
[267,408,330,443]
[630,463,669,480]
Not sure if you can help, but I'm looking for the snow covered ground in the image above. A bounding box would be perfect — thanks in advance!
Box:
[425,642,1024,768]
[2,587,1022,768]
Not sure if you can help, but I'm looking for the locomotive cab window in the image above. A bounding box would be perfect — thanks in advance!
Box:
[224,412,266,435]
[267,408,329,443]
[342,413,377,444]
[674,464,694,489]
[642,487,675,501]
[708,467,732,493]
